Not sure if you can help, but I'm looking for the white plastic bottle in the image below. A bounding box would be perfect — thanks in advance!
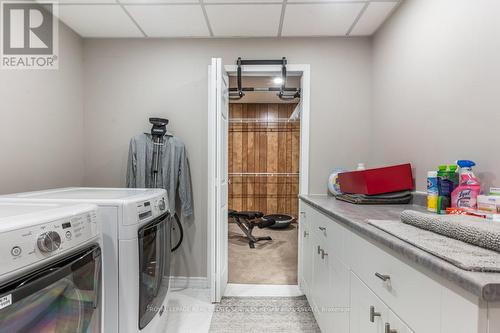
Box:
[427,171,438,213]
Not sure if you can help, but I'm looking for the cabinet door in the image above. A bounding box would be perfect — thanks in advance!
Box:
[350,272,387,333]
[312,236,350,333]
[385,310,414,333]
[312,237,325,310]
[321,251,350,333]
[299,208,313,295]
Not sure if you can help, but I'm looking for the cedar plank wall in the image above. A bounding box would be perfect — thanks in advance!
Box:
[229,103,300,219]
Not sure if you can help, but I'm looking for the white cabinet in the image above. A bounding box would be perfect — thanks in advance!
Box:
[298,206,313,296]
[351,272,414,333]
[350,272,386,333]
[348,231,440,333]
[386,310,414,333]
[298,199,496,333]
[300,204,349,333]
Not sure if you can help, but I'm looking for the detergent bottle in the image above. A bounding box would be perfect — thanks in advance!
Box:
[451,160,481,209]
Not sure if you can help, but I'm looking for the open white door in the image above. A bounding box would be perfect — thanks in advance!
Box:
[208,58,229,303]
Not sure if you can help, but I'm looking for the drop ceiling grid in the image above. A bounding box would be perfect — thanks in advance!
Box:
[53,0,401,38]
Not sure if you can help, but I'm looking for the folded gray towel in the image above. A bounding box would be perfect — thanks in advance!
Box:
[336,191,412,205]
[369,219,500,272]
[400,210,500,253]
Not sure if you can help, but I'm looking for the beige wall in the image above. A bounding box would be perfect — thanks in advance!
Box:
[0,24,84,195]
[371,0,500,191]
[82,37,373,277]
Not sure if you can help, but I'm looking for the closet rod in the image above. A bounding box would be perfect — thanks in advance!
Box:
[229,87,300,93]
[229,118,299,123]
[229,172,299,177]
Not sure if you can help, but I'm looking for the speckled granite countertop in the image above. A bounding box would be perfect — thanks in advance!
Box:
[299,194,500,302]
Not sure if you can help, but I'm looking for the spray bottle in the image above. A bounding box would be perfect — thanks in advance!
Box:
[451,160,481,209]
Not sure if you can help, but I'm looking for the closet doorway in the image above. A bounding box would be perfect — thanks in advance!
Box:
[208,60,310,302]
[228,76,301,285]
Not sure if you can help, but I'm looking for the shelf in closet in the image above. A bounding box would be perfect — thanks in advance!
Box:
[229,118,299,124]
[229,172,299,177]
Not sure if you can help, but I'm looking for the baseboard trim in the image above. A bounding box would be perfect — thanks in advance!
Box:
[224,284,304,297]
[169,276,209,289]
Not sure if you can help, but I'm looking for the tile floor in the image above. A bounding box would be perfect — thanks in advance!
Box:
[164,288,215,333]
[164,284,304,332]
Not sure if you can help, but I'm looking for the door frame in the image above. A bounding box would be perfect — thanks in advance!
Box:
[207,62,311,302]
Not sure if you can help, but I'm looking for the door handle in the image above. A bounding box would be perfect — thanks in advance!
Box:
[370,306,381,323]
[321,249,328,260]
[318,226,327,231]
[317,245,322,254]
[385,323,397,333]
[375,272,391,282]
[303,230,309,238]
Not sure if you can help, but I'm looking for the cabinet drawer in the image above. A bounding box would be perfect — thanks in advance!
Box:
[349,231,441,333]
[308,206,348,265]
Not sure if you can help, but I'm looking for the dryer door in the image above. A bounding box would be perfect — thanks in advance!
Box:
[138,212,170,329]
[0,245,102,333]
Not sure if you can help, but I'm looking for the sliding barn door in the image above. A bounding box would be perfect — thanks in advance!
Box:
[209,58,229,302]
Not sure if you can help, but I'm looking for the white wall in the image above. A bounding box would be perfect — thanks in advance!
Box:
[371,0,500,191]
[82,37,372,277]
[0,24,84,194]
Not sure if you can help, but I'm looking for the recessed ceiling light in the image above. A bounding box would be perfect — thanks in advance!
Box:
[273,77,283,85]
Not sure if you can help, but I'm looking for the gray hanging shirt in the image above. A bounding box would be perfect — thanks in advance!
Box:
[126,133,194,218]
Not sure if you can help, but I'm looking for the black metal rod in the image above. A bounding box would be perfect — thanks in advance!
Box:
[231,57,301,100]
[239,59,286,66]
[229,87,300,92]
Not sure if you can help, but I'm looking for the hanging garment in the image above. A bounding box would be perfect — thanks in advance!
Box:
[126,133,194,218]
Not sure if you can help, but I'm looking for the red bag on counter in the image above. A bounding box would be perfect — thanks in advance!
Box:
[338,163,414,195]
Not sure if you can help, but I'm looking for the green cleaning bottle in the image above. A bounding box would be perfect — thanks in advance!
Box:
[448,164,459,190]
[437,165,454,214]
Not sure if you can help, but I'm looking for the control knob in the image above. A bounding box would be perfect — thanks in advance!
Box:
[158,198,166,211]
[37,231,62,253]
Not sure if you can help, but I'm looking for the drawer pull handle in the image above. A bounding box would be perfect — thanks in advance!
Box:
[369,306,381,323]
[304,230,309,237]
[321,249,328,259]
[317,245,322,254]
[385,323,397,333]
[318,226,327,231]
[375,273,391,282]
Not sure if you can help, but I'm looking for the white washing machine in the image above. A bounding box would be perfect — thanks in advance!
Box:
[0,201,101,333]
[0,187,171,333]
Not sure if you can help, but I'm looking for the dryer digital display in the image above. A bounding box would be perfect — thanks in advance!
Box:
[137,201,152,220]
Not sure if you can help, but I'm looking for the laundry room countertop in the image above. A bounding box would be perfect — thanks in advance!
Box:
[299,194,500,302]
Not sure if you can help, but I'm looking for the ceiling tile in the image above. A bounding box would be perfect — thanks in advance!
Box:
[126,5,210,37]
[282,3,364,36]
[205,4,282,37]
[55,0,117,3]
[58,5,143,37]
[287,0,358,2]
[350,1,398,36]
[204,0,282,3]
[120,0,198,3]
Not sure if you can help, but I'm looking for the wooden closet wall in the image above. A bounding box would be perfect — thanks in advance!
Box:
[228,103,300,218]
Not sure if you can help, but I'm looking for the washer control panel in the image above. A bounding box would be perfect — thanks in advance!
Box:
[1,210,98,276]
[136,196,168,221]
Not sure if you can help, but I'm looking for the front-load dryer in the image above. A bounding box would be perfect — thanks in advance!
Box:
[0,202,101,333]
[0,187,171,333]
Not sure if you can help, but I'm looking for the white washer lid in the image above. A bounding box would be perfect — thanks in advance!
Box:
[0,202,69,219]
[13,188,154,200]
[0,187,167,206]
